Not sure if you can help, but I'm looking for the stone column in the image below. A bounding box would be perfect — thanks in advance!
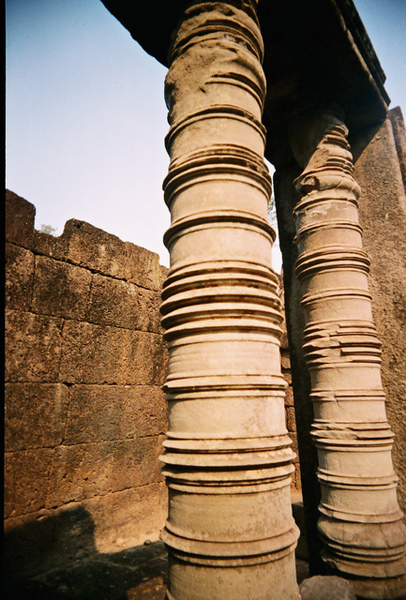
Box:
[160,2,300,599]
[291,108,406,599]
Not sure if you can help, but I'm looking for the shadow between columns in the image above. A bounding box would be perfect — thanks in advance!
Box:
[274,163,325,576]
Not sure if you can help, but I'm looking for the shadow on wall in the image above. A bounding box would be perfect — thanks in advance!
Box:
[4,506,168,600]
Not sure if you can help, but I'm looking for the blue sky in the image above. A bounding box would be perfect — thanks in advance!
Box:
[6,0,406,271]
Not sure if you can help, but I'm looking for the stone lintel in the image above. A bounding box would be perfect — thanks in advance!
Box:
[100,0,389,169]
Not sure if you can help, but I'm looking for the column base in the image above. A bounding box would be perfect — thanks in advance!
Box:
[165,550,301,600]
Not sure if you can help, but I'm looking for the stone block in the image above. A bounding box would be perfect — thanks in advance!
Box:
[59,321,128,384]
[64,385,167,445]
[109,436,165,491]
[280,329,289,350]
[120,386,167,439]
[34,219,167,290]
[299,575,356,600]
[4,449,54,518]
[32,255,92,319]
[290,432,299,456]
[46,442,116,506]
[35,219,127,277]
[280,348,291,369]
[60,321,167,385]
[124,242,163,291]
[5,242,35,310]
[125,330,168,386]
[160,264,169,287]
[389,106,406,191]
[136,288,164,333]
[64,385,122,444]
[87,273,162,333]
[5,383,69,451]
[46,437,165,507]
[5,310,63,382]
[284,383,294,405]
[286,405,297,432]
[291,466,302,492]
[34,229,70,261]
[84,482,168,553]
[6,190,35,249]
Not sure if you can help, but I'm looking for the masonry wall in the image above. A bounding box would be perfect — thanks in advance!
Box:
[279,292,301,494]
[5,191,169,583]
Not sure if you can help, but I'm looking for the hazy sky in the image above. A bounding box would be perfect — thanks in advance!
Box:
[6,0,406,271]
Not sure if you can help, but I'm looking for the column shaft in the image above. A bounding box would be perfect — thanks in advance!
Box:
[160,2,300,599]
[292,110,406,599]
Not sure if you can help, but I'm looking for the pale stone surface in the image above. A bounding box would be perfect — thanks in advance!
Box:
[64,385,166,444]
[299,575,356,600]
[160,1,299,598]
[291,109,406,598]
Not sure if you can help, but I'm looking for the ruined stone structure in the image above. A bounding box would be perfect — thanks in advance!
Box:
[4,191,168,586]
[6,0,406,598]
[5,190,300,595]
[159,3,300,599]
[100,0,406,598]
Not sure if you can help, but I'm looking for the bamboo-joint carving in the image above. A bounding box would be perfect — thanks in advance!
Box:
[160,2,300,599]
[292,109,406,600]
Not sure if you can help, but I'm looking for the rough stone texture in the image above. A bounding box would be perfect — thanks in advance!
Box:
[5,242,35,310]
[5,190,36,248]
[160,2,300,599]
[299,575,356,600]
[4,191,169,590]
[59,321,165,386]
[280,293,302,492]
[5,310,64,382]
[32,255,92,319]
[291,110,406,597]
[5,383,70,450]
[352,110,406,521]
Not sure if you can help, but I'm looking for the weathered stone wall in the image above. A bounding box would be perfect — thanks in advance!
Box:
[280,289,302,493]
[352,107,406,518]
[5,190,169,583]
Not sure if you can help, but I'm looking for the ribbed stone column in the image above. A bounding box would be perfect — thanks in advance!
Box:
[292,109,406,599]
[160,2,300,599]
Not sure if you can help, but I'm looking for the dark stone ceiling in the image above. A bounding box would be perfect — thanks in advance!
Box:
[100,0,389,166]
